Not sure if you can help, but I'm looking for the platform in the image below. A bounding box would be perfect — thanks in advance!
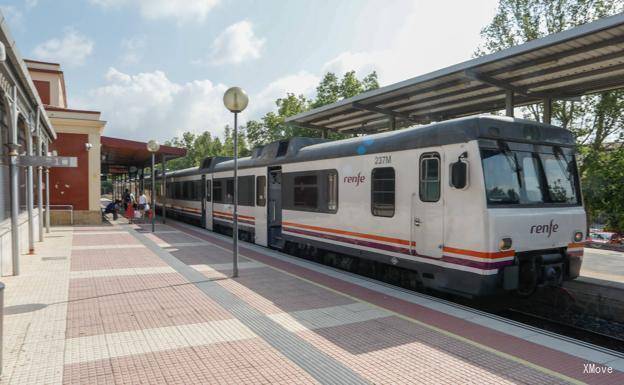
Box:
[2,218,623,385]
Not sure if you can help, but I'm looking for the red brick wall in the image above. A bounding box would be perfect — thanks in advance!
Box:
[33,80,50,105]
[48,133,89,210]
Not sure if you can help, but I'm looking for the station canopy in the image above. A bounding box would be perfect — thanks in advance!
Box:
[100,136,186,175]
[286,13,624,134]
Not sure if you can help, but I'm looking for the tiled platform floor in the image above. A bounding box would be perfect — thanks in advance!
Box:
[1,219,623,384]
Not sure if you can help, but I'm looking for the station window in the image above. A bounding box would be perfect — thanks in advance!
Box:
[256,176,266,206]
[327,171,338,213]
[371,167,395,217]
[420,153,440,202]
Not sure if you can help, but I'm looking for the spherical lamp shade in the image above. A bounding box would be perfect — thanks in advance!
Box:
[223,87,249,113]
[146,140,160,153]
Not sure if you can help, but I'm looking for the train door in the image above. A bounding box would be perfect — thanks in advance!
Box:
[411,151,444,258]
[205,177,213,230]
[201,175,207,228]
[267,167,283,248]
[254,173,268,246]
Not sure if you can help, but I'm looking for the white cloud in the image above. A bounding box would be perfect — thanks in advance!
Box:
[250,71,319,117]
[90,0,219,23]
[1,5,23,29]
[119,36,146,66]
[76,68,234,142]
[205,20,265,65]
[33,28,94,67]
[25,0,38,8]
[322,0,498,86]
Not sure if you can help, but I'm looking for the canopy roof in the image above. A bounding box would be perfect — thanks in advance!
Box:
[286,12,624,134]
[101,136,186,174]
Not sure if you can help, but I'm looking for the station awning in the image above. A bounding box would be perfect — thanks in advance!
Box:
[101,136,186,174]
[286,12,624,134]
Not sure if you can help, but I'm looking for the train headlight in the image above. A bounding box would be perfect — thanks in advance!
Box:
[498,237,513,251]
[573,231,584,243]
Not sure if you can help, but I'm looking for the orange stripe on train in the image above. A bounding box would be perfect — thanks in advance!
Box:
[282,221,416,247]
[213,210,255,220]
[442,246,515,259]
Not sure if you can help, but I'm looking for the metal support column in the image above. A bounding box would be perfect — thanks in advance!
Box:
[44,140,50,234]
[390,117,396,130]
[321,128,328,139]
[151,155,156,232]
[232,112,239,278]
[161,154,166,224]
[505,91,515,117]
[543,97,552,125]
[26,120,35,254]
[8,86,20,275]
[36,109,44,243]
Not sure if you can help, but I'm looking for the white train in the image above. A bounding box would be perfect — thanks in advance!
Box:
[143,116,585,297]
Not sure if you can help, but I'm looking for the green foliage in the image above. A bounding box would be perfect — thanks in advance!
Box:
[476,0,624,229]
[165,70,379,171]
[246,70,380,147]
[582,146,624,230]
[164,129,244,171]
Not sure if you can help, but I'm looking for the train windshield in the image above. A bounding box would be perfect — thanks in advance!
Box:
[480,141,581,206]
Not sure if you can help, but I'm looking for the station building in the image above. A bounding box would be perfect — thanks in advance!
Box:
[25,60,106,225]
[0,17,56,276]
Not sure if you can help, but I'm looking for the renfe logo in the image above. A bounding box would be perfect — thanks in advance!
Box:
[344,172,366,187]
[530,219,559,238]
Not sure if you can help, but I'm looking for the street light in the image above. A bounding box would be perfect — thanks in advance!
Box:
[146,139,160,233]
[223,86,249,278]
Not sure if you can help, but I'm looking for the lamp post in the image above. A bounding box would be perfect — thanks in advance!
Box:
[146,140,160,232]
[223,86,248,278]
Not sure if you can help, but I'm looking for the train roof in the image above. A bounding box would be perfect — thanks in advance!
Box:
[211,115,574,172]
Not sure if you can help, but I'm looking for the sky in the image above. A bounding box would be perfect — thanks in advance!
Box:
[0,0,499,142]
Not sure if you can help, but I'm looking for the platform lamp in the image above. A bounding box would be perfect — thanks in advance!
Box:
[223,86,249,278]
[146,140,160,232]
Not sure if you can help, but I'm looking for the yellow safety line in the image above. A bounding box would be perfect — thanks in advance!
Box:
[161,222,587,385]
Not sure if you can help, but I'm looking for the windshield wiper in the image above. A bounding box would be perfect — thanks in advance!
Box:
[497,141,523,187]
[553,146,573,182]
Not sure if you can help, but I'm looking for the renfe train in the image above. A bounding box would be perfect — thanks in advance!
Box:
[143,116,585,297]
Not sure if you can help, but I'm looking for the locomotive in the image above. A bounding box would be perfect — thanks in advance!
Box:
[142,116,585,297]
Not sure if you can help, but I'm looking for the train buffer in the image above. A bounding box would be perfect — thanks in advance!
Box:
[2,217,623,385]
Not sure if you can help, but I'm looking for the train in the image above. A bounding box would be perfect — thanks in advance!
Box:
[138,116,585,298]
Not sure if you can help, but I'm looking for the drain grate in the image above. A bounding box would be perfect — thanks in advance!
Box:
[41,256,67,261]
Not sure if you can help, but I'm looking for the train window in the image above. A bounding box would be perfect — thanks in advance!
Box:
[237,176,255,206]
[371,167,395,217]
[420,153,440,202]
[184,181,192,200]
[327,170,338,213]
[205,179,211,202]
[194,180,203,201]
[213,180,223,203]
[225,179,234,204]
[256,176,266,206]
[175,182,183,200]
[293,174,318,209]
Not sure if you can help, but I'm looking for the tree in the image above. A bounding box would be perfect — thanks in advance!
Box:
[245,70,380,147]
[476,0,624,229]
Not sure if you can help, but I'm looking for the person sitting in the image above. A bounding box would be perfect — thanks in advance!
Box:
[104,200,121,220]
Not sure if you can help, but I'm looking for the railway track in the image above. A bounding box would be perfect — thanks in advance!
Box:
[501,308,624,353]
